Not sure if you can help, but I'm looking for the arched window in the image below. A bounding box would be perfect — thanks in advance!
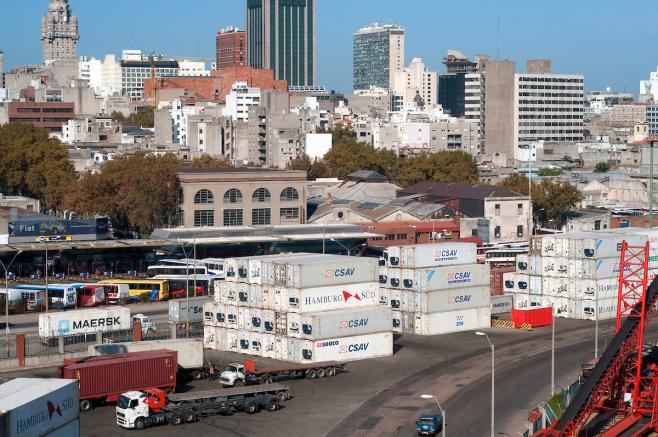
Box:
[280,187,299,201]
[223,188,243,204]
[252,188,271,203]
[194,189,214,204]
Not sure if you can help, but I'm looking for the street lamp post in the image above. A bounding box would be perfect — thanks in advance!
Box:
[476,331,495,437]
[329,239,365,256]
[551,305,555,396]
[177,240,190,332]
[594,289,599,358]
[1,250,23,338]
[420,394,446,437]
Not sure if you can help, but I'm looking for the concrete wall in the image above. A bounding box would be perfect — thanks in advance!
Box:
[483,60,516,164]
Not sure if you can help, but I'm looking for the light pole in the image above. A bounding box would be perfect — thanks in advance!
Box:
[476,331,495,437]
[594,289,599,358]
[551,304,555,396]
[177,240,190,332]
[0,250,23,337]
[420,394,446,437]
[193,237,197,297]
[329,239,365,256]
[650,140,655,227]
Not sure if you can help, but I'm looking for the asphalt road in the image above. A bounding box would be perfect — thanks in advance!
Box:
[2,316,647,437]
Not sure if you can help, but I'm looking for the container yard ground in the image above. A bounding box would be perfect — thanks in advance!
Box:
[3,317,655,436]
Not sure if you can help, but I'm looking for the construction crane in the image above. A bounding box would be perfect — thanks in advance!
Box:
[532,241,658,436]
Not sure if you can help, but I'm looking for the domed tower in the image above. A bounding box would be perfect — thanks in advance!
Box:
[41,0,79,65]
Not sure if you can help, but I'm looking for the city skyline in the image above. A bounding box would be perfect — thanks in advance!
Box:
[1,0,658,94]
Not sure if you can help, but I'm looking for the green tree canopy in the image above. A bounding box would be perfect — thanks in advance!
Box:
[287,153,329,180]
[111,106,154,128]
[394,151,479,187]
[498,173,530,196]
[0,124,76,211]
[538,167,563,176]
[594,162,611,173]
[189,155,233,168]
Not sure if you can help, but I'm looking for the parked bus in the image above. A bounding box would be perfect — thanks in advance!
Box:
[147,263,208,278]
[0,288,25,311]
[75,284,108,307]
[14,284,77,310]
[99,279,169,302]
[200,258,227,278]
[152,275,216,299]
[101,283,130,305]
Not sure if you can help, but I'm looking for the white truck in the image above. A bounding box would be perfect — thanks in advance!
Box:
[89,338,208,380]
[219,358,345,387]
[39,307,131,345]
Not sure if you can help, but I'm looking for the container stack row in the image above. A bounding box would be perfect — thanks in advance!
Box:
[203,253,393,363]
[379,243,492,335]
[505,229,657,320]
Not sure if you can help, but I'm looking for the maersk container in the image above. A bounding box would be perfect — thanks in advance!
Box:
[237,329,251,354]
[529,235,569,257]
[392,311,415,334]
[378,266,388,285]
[203,302,227,328]
[491,295,513,315]
[414,307,491,336]
[208,328,237,352]
[169,297,211,323]
[286,332,393,363]
[516,254,529,272]
[216,282,250,306]
[414,286,490,313]
[39,307,131,338]
[385,243,477,269]
[274,282,380,313]
[0,378,79,437]
[502,272,517,293]
[400,264,490,292]
[285,307,392,340]
[268,255,378,289]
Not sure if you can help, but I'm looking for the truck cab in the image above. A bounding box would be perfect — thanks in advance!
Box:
[133,314,156,333]
[116,389,166,429]
[219,363,246,387]
[416,414,443,436]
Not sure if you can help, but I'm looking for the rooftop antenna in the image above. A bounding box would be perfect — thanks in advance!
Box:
[496,18,501,59]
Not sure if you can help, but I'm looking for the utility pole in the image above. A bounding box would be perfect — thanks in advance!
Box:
[650,140,655,227]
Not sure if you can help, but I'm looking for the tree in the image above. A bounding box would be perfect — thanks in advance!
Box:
[111,106,154,128]
[0,124,76,211]
[498,173,529,196]
[594,162,611,173]
[531,180,583,228]
[538,167,563,176]
[189,155,233,168]
[287,154,329,180]
[393,151,479,187]
[64,152,181,236]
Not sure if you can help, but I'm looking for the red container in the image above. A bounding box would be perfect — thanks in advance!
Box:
[490,265,516,296]
[511,307,553,328]
[60,349,177,403]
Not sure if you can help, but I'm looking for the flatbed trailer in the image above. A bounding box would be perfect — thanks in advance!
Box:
[220,359,345,386]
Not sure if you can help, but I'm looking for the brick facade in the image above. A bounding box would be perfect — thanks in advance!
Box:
[216,29,246,69]
[8,102,75,132]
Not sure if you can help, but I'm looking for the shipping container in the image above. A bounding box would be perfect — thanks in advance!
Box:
[266,255,378,289]
[502,272,517,293]
[511,307,552,327]
[203,325,216,349]
[414,307,491,335]
[378,266,388,285]
[385,243,477,269]
[262,333,277,359]
[285,307,392,340]
[513,293,544,309]
[59,350,178,409]
[400,264,490,292]
[573,232,647,259]
[541,277,570,297]
[273,282,380,313]
[414,286,490,313]
[565,297,617,320]
[491,294,514,315]
[251,253,324,285]
[225,305,239,328]
[490,265,516,296]
[568,278,619,299]
[169,297,211,323]
[286,332,393,363]
[391,310,414,334]
[515,273,543,295]
[0,378,79,437]
[87,339,204,373]
[388,268,401,288]
[38,307,131,338]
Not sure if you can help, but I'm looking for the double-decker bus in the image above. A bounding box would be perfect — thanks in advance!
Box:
[99,279,169,302]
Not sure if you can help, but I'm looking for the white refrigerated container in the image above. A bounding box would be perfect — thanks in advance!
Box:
[392,310,415,334]
[285,306,392,340]
[266,255,378,289]
[203,325,216,349]
[385,243,477,269]
[413,307,491,335]
[400,264,490,292]
[169,297,211,323]
[275,282,380,313]
[248,253,317,284]
[286,332,393,363]
[414,286,490,313]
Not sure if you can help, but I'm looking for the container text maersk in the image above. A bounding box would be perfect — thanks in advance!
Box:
[72,316,121,330]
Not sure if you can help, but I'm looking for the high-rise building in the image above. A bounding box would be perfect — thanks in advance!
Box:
[216,27,246,70]
[41,0,79,65]
[246,0,316,87]
[353,23,404,91]
[392,58,437,107]
[0,50,4,88]
[439,51,486,117]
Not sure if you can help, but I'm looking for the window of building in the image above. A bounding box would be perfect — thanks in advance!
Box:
[194,210,214,227]
[223,188,243,204]
[252,188,271,203]
[223,209,243,226]
[397,234,407,240]
[495,226,501,238]
[252,208,271,225]
[517,225,524,237]
[517,203,523,215]
[594,220,601,231]
[385,234,395,240]
[280,207,299,221]
[194,189,214,204]
[495,204,501,216]
[280,187,299,201]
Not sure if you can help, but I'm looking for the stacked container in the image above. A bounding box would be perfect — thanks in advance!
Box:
[381,243,491,335]
[509,231,650,320]
[204,253,393,363]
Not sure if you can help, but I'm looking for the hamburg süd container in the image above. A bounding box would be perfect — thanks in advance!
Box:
[169,297,211,323]
[285,306,393,340]
[400,264,490,292]
[385,243,477,269]
[0,378,79,437]
[38,307,131,338]
[414,286,490,313]
[413,307,491,335]
[286,332,393,363]
[273,282,380,313]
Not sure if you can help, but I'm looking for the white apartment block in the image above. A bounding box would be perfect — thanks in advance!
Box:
[392,58,438,107]
[223,82,261,122]
[640,67,658,103]
[513,73,584,158]
[177,59,210,77]
[464,73,484,150]
[79,55,122,97]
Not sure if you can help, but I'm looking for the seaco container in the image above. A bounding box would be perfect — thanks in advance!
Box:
[286,332,393,363]
[490,294,514,315]
[168,296,212,323]
[59,350,177,403]
[385,243,477,269]
[0,378,80,437]
[414,307,491,335]
[266,255,378,289]
[286,306,393,340]
[400,264,490,292]
[414,286,490,313]
[38,307,131,338]
[272,282,380,313]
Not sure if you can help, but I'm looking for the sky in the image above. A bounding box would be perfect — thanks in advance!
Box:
[2,0,658,95]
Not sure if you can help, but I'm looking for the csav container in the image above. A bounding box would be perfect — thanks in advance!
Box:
[272,282,380,313]
[385,243,477,269]
[266,255,378,289]
[413,307,491,335]
[169,297,211,323]
[286,332,393,363]
[400,264,490,292]
[391,310,415,334]
[414,286,490,313]
[0,378,80,437]
[285,306,393,340]
[250,253,323,285]
[39,307,131,339]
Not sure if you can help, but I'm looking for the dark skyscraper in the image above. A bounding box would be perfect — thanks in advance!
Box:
[246,0,316,87]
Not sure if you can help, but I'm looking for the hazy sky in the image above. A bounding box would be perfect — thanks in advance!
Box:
[2,0,658,94]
